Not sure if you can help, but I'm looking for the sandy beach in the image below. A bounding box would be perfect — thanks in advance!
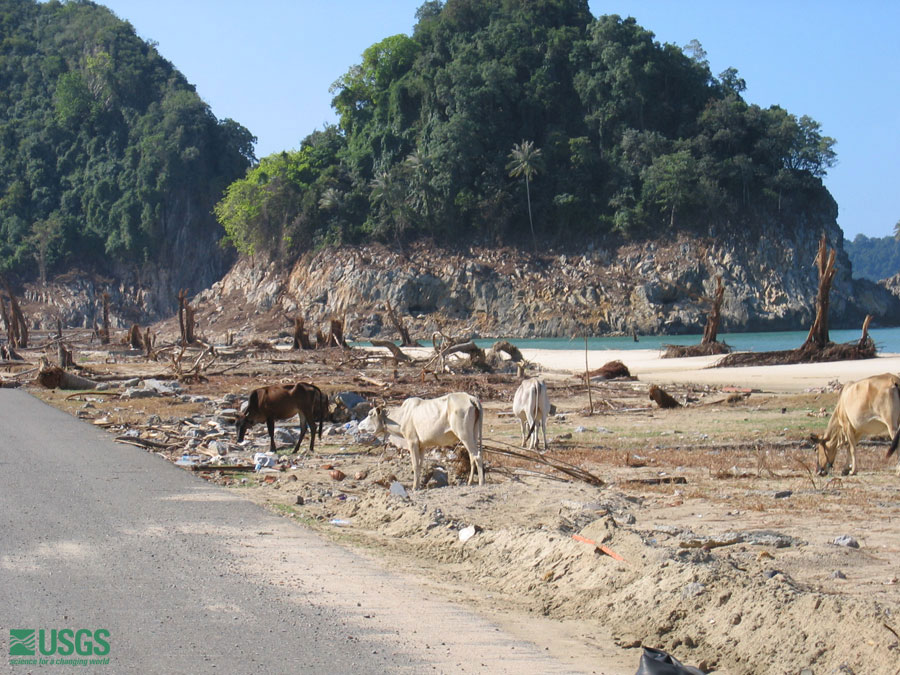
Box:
[517,348,900,393]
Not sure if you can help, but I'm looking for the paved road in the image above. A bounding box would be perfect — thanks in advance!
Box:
[0,389,610,674]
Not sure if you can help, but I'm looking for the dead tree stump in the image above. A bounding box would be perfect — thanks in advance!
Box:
[702,275,725,345]
[99,292,110,345]
[385,299,420,347]
[0,277,28,348]
[128,324,144,350]
[649,384,682,409]
[801,234,836,353]
[292,317,313,350]
[328,318,348,348]
[177,289,196,345]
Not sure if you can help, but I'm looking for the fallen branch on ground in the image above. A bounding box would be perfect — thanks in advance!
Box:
[482,442,604,486]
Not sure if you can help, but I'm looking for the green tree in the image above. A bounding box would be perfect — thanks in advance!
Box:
[506,140,543,250]
[641,149,699,228]
[28,212,64,285]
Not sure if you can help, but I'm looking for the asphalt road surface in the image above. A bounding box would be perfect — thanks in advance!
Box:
[0,389,621,674]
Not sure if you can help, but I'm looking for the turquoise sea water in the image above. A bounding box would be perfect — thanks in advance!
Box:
[471,327,900,354]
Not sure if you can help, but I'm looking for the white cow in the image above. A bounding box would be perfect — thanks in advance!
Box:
[815,373,900,476]
[512,378,550,451]
[359,392,484,489]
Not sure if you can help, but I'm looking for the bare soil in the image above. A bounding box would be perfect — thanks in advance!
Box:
[9,334,900,674]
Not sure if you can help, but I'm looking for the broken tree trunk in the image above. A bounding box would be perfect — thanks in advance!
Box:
[662,275,731,358]
[0,295,14,348]
[57,341,74,369]
[291,317,313,350]
[649,384,682,409]
[328,318,349,348]
[177,289,196,345]
[801,234,836,352]
[701,274,725,345]
[858,314,873,350]
[128,324,144,350]
[385,299,420,347]
[0,277,27,348]
[99,292,110,345]
[144,327,154,359]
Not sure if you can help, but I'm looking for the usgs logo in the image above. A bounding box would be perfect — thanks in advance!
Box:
[10,628,110,656]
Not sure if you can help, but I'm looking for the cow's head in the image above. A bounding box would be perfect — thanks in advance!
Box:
[358,405,387,435]
[812,433,835,475]
[235,397,254,443]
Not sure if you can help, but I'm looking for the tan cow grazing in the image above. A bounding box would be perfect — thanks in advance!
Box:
[236,383,328,454]
[815,373,900,476]
[512,378,550,451]
[358,392,484,489]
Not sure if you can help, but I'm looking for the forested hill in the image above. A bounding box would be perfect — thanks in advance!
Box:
[844,235,900,281]
[0,0,254,307]
[216,0,838,264]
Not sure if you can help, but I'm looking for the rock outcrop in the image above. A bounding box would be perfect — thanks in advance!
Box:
[19,221,900,340]
[187,224,900,341]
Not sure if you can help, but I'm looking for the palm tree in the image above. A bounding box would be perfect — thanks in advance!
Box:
[506,140,543,251]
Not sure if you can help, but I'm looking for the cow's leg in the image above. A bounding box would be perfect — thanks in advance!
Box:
[846,438,858,476]
[292,414,304,454]
[306,411,316,455]
[519,417,528,447]
[266,417,277,454]
[463,440,484,486]
[409,440,422,489]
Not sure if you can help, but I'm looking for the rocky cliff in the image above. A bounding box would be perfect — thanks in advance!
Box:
[183,223,900,343]
[18,220,900,341]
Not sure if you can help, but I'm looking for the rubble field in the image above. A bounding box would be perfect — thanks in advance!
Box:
[10,335,900,674]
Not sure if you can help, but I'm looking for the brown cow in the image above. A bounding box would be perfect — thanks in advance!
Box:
[815,373,900,476]
[236,383,328,454]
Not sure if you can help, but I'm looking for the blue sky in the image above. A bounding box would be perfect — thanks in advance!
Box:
[97,1,900,241]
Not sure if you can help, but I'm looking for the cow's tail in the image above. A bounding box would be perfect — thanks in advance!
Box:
[524,381,539,442]
[477,400,484,453]
[888,428,900,458]
[526,418,537,443]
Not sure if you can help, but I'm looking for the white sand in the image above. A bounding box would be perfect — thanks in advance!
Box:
[370,344,900,393]
[520,348,900,393]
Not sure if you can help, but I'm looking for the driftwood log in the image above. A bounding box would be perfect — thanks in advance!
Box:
[37,359,98,390]
[371,339,412,362]
[587,360,631,381]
